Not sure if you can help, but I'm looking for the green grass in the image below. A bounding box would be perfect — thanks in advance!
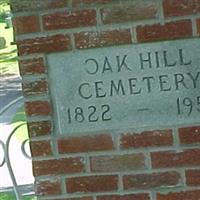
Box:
[0,49,17,63]
[0,17,5,23]
[0,3,9,22]
[0,22,18,76]
[0,4,19,77]
[0,5,26,141]
[0,192,37,200]
[0,5,35,199]
[11,106,28,141]
[12,106,26,123]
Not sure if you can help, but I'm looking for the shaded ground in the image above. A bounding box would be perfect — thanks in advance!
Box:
[0,20,35,198]
[0,22,21,111]
[0,73,22,112]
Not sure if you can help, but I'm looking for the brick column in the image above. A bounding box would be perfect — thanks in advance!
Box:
[10,0,200,200]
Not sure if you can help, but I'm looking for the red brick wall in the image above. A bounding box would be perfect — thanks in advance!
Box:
[10,0,200,199]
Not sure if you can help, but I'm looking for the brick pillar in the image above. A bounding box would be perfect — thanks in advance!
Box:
[10,0,200,200]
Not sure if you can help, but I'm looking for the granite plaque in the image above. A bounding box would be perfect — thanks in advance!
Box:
[48,38,200,135]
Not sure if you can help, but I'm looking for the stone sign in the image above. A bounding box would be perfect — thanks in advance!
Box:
[48,38,200,135]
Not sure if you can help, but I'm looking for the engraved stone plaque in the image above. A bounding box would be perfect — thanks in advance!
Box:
[48,38,200,135]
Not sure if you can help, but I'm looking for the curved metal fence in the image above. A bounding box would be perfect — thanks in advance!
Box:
[0,123,32,200]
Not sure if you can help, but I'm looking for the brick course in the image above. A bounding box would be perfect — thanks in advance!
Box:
[11,0,69,12]
[72,0,114,7]
[96,194,150,200]
[27,121,52,137]
[186,169,200,186]
[63,198,93,200]
[121,129,173,149]
[30,140,52,157]
[66,175,118,193]
[123,171,181,190]
[136,20,192,42]
[22,79,48,96]
[90,153,146,172]
[100,1,158,24]
[196,18,200,35]
[19,58,46,76]
[43,10,96,30]
[179,126,200,144]
[25,101,51,117]
[151,149,200,168]
[74,29,132,49]
[17,34,71,55]
[163,0,200,17]
[35,179,61,196]
[33,157,85,176]
[13,15,40,34]
[58,134,114,153]
[157,190,200,200]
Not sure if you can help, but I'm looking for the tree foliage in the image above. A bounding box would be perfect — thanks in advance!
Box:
[0,0,10,19]
[0,0,9,6]
[0,0,9,4]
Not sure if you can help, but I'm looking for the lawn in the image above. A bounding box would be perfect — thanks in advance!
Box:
[11,106,28,141]
[0,4,27,140]
[0,192,37,200]
[0,4,36,199]
[0,1,18,77]
[0,22,18,76]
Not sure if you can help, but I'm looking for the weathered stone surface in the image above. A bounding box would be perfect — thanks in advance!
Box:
[48,38,200,135]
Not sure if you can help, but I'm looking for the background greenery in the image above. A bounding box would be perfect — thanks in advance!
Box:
[0,2,36,199]
[11,106,29,141]
[0,1,18,75]
[0,193,37,200]
[0,0,9,20]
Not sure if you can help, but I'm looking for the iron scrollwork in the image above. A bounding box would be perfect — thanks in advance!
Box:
[0,123,31,200]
